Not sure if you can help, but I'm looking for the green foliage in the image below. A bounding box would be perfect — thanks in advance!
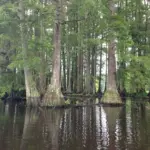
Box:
[0,0,55,95]
[0,0,150,98]
[0,72,25,97]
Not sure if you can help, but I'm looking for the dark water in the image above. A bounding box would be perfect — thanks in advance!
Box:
[0,100,150,150]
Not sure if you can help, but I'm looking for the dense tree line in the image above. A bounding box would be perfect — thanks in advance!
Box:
[0,0,150,106]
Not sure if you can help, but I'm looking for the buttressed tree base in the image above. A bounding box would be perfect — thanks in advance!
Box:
[101,90,122,104]
[42,86,65,107]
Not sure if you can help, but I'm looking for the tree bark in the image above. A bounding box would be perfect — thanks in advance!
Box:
[72,51,77,93]
[42,0,65,106]
[66,48,72,93]
[37,17,46,99]
[102,40,122,104]
[101,0,122,104]
[91,45,96,94]
[19,0,40,106]
[84,49,92,94]
[98,44,103,95]
[62,46,66,92]
[77,49,83,93]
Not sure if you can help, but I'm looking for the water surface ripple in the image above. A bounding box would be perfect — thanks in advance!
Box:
[0,101,150,150]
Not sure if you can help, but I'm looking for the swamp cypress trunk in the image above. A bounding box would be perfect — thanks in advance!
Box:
[98,45,103,95]
[43,0,65,106]
[101,0,122,104]
[19,0,39,106]
[84,49,92,94]
[104,46,108,92]
[101,40,122,104]
[117,61,126,96]
[66,48,72,93]
[62,46,66,92]
[77,49,83,93]
[72,51,77,93]
[91,45,96,94]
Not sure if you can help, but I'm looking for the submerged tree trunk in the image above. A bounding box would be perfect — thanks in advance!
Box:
[101,40,122,104]
[42,0,65,106]
[19,0,39,106]
[101,0,122,104]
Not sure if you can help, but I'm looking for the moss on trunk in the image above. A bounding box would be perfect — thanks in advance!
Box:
[25,77,40,106]
[101,90,123,104]
[42,86,65,106]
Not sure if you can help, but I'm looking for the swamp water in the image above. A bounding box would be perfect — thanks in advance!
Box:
[0,100,150,150]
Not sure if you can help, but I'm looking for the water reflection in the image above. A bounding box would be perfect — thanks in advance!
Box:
[95,106,109,150]
[20,107,64,150]
[0,103,25,150]
[0,100,150,150]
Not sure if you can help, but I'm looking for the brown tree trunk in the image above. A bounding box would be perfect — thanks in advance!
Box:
[19,0,40,106]
[42,0,65,106]
[98,44,103,95]
[102,40,122,104]
[77,49,83,93]
[101,0,122,104]
[84,49,92,94]
[72,51,77,93]
[107,41,118,90]
[66,48,72,93]
[62,46,66,92]
[104,46,108,92]
[91,45,96,94]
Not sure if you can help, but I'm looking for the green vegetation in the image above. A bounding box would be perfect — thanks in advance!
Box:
[0,0,150,106]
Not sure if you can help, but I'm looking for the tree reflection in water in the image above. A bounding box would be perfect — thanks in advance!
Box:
[95,106,109,150]
[20,107,64,150]
[0,101,150,150]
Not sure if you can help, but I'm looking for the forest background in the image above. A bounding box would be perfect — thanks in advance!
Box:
[0,0,150,106]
